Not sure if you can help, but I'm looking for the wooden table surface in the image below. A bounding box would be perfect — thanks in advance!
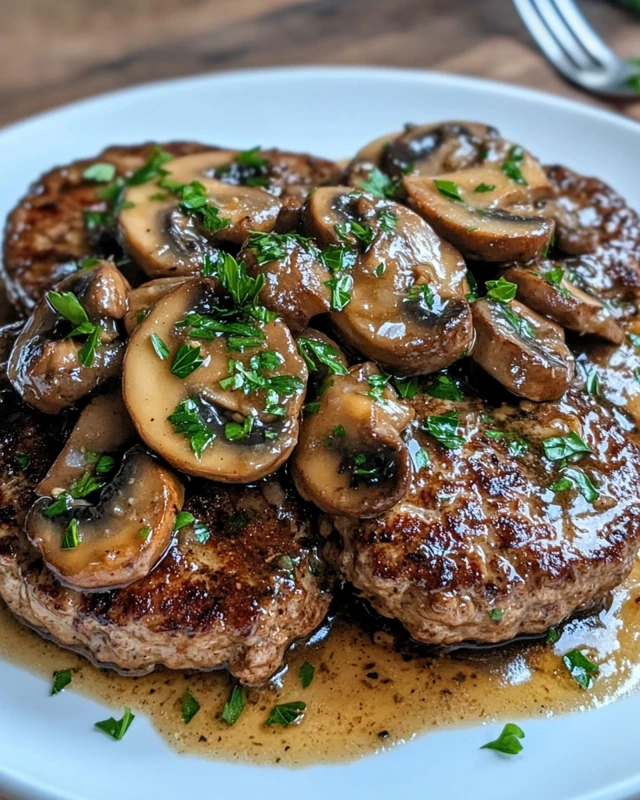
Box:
[2,0,640,130]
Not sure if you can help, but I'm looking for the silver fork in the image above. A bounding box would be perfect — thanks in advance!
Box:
[513,0,639,98]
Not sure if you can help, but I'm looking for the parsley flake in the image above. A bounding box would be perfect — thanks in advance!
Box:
[481,723,525,755]
[300,661,315,689]
[95,707,135,740]
[150,333,170,360]
[297,338,348,376]
[563,649,599,689]
[265,701,306,727]
[543,432,591,461]
[168,399,214,458]
[182,690,201,724]
[501,145,528,185]
[424,412,465,449]
[170,343,204,379]
[433,179,462,201]
[51,669,72,695]
[221,685,246,726]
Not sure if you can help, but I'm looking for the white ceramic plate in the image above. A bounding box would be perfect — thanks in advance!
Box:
[1,66,640,800]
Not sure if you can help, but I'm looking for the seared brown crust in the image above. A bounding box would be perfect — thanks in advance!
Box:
[325,389,640,644]
[2,142,212,315]
[0,322,332,683]
[545,165,640,304]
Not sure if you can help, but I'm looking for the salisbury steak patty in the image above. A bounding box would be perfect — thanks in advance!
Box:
[2,142,212,316]
[324,389,640,645]
[0,331,332,684]
[544,165,640,306]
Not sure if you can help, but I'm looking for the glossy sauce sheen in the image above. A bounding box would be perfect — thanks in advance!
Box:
[1,559,640,765]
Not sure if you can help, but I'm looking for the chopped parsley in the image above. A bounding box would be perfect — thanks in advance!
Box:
[367,373,391,402]
[320,244,357,273]
[221,685,246,726]
[150,333,170,360]
[170,343,204,379]
[423,412,465,450]
[14,453,30,470]
[168,399,215,459]
[265,701,306,727]
[224,413,255,441]
[181,690,201,724]
[474,182,495,193]
[489,609,504,622]
[393,376,419,399]
[139,526,151,541]
[547,627,560,644]
[585,368,600,396]
[411,446,430,470]
[297,338,348,376]
[299,661,315,689]
[551,467,599,503]
[61,519,80,550]
[83,162,116,183]
[51,669,72,695]
[45,290,102,368]
[405,282,435,308]
[220,357,303,417]
[563,649,598,689]
[43,493,72,518]
[542,432,591,461]
[485,276,517,303]
[379,208,397,234]
[174,511,195,531]
[501,145,527,185]
[335,220,374,250]
[325,273,354,311]
[427,374,463,402]
[95,707,135,740]
[245,231,316,264]
[216,146,269,187]
[358,167,403,199]
[481,723,525,755]
[433,179,462,201]
[499,302,536,340]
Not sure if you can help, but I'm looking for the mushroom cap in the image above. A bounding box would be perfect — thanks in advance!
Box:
[122,277,308,482]
[240,234,331,332]
[7,262,129,414]
[124,277,187,336]
[404,163,555,263]
[26,445,184,591]
[471,297,575,402]
[292,363,414,518]
[503,265,624,345]
[304,186,474,375]
[119,152,282,278]
[346,122,502,185]
[37,390,135,498]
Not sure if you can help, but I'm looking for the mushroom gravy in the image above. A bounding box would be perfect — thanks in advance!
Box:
[2,558,640,766]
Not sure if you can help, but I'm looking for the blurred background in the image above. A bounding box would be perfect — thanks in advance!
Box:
[2,0,640,128]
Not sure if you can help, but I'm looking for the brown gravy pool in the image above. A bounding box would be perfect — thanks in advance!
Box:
[2,561,640,766]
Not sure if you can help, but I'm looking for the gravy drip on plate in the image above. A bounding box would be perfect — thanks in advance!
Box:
[1,559,640,765]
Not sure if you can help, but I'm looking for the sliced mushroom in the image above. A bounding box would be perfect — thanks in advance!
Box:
[119,152,282,278]
[292,363,414,517]
[347,122,502,184]
[7,262,129,414]
[303,187,474,375]
[404,163,555,263]
[240,233,331,332]
[37,391,135,497]
[123,277,308,482]
[124,277,187,335]
[471,298,575,401]
[503,265,624,345]
[26,445,184,591]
